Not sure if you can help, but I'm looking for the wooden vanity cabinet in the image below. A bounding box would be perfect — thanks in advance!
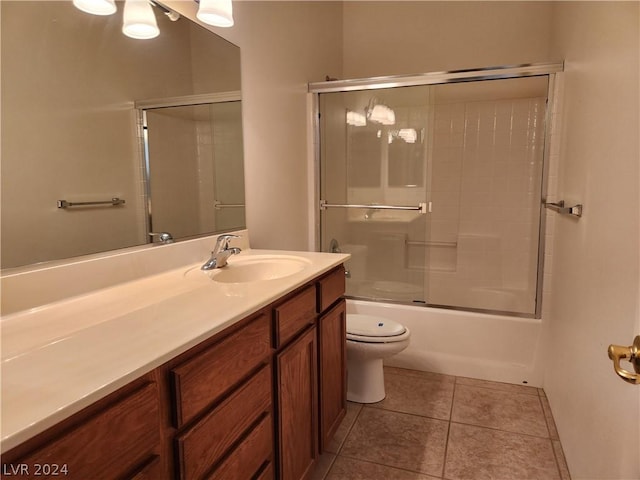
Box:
[0,373,163,480]
[2,264,346,480]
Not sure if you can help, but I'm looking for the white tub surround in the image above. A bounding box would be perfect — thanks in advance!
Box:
[0,239,349,453]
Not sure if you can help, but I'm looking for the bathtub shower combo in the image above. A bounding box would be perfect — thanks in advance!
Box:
[310,63,563,387]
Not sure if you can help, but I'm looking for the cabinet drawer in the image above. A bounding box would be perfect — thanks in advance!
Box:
[209,414,273,480]
[11,382,160,480]
[176,365,272,480]
[274,285,316,348]
[171,313,271,427]
[317,266,345,313]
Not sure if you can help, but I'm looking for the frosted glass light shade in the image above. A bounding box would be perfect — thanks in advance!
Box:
[123,0,159,39]
[197,0,234,27]
[73,0,116,15]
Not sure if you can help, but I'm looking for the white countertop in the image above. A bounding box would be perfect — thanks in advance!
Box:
[0,249,349,453]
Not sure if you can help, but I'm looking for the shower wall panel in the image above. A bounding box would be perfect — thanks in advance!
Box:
[428,91,546,314]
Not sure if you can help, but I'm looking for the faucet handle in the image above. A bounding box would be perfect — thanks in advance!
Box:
[214,234,241,251]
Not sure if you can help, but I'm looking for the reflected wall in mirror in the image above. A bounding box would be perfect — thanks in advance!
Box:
[1,0,244,269]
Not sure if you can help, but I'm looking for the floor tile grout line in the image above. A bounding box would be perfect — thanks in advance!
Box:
[551,438,572,480]
[455,381,540,397]
[448,419,552,440]
[538,394,555,438]
[335,452,444,479]
[362,403,452,425]
[550,438,567,480]
[368,403,452,422]
[441,416,453,480]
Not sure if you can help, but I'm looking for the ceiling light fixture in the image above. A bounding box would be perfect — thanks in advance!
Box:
[196,0,234,27]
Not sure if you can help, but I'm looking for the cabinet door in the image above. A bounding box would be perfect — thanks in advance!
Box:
[318,299,347,451]
[3,380,160,480]
[276,326,318,480]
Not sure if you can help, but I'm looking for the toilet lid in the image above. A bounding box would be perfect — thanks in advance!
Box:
[346,314,406,338]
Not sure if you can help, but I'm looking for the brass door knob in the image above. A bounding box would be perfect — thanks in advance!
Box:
[607,335,640,384]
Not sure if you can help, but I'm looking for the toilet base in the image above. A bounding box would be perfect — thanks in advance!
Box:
[347,356,386,403]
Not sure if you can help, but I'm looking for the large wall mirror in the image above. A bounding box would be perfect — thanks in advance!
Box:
[1,0,244,270]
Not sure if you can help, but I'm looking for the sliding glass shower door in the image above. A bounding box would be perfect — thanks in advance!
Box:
[317,73,551,316]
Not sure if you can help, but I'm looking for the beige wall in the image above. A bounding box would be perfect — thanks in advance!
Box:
[342,1,553,78]
[545,2,640,478]
[172,1,345,250]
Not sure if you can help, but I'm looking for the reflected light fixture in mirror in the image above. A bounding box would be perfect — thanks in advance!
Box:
[368,104,395,125]
[365,98,396,125]
[73,0,117,15]
[197,0,234,27]
[123,0,159,39]
[73,0,235,33]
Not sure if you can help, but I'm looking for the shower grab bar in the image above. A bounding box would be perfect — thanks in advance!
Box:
[57,197,125,209]
[320,200,428,213]
[406,240,457,248]
[544,200,582,218]
[214,201,245,209]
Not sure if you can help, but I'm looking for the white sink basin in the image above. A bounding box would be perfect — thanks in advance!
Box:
[185,254,312,284]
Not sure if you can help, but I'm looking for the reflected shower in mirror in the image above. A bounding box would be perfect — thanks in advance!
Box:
[1,0,244,269]
[141,96,245,240]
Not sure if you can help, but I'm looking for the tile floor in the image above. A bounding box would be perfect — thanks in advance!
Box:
[312,367,571,480]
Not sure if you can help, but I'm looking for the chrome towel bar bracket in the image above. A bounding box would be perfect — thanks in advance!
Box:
[57,197,125,209]
[544,200,582,218]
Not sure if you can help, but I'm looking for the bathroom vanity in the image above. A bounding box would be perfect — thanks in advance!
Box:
[1,244,348,480]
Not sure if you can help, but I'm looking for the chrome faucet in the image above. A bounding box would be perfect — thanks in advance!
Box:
[201,234,241,270]
[149,231,174,244]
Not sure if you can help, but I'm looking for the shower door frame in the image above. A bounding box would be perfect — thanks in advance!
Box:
[309,62,563,319]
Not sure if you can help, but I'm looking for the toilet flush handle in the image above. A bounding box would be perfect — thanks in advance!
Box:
[607,335,640,384]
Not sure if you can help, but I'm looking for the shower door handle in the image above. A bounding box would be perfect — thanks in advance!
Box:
[607,335,640,384]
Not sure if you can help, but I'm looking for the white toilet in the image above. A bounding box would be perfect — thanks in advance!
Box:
[346,313,411,403]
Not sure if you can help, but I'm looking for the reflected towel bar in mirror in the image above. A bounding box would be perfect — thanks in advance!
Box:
[320,200,428,213]
[214,201,245,209]
[544,200,582,217]
[57,197,126,209]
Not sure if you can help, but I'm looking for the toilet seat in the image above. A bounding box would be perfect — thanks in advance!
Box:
[346,314,410,343]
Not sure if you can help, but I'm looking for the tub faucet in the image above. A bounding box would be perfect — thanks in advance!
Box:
[201,234,241,270]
